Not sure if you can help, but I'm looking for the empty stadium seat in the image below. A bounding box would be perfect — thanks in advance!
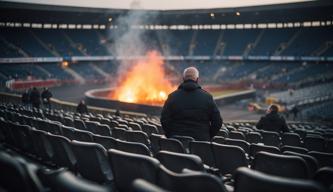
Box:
[281,132,302,147]
[149,134,162,155]
[308,151,333,168]
[116,139,152,156]
[156,150,204,173]
[233,167,325,192]
[283,151,319,177]
[246,132,262,144]
[93,134,118,150]
[281,145,309,154]
[249,143,280,158]
[253,151,310,179]
[304,136,325,152]
[229,131,246,140]
[132,178,168,192]
[108,149,160,192]
[313,167,333,190]
[71,140,113,183]
[189,141,216,167]
[123,130,150,147]
[212,143,248,175]
[261,131,280,147]
[159,137,186,153]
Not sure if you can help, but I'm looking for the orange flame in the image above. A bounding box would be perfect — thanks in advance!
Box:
[110,51,176,106]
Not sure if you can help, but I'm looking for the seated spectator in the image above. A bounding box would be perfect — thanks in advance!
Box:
[29,87,41,109]
[41,87,53,109]
[256,104,289,133]
[76,100,88,114]
[21,90,30,106]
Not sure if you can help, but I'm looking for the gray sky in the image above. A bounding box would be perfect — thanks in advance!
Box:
[3,0,312,10]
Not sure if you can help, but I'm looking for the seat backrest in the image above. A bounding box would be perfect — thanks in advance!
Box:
[116,139,151,156]
[246,132,262,144]
[132,178,168,192]
[314,167,333,189]
[250,143,280,158]
[128,122,142,131]
[150,134,162,155]
[74,129,94,142]
[71,140,112,183]
[224,138,250,154]
[142,124,158,136]
[281,145,309,154]
[253,151,310,179]
[108,149,160,192]
[304,136,325,152]
[212,143,248,175]
[39,168,110,192]
[171,135,194,152]
[229,131,246,140]
[159,137,185,153]
[112,128,127,140]
[158,166,225,192]
[281,133,302,147]
[308,151,333,168]
[261,131,280,147]
[93,134,118,150]
[124,130,150,147]
[283,151,319,178]
[326,138,333,153]
[74,119,87,131]
[156,150,204,173]
[233,167,325,192]
[95,124,112,137]
[189,141,215,167]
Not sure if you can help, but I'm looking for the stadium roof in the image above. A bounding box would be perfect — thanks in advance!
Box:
[0,0,332,25]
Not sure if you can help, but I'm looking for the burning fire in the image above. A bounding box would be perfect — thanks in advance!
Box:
[110,51,176,106]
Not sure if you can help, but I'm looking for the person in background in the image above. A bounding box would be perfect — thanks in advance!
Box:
[161,67,223,141]
[291,106,299,120]
[41,87,53,109]
[21,90,30,106]
[29,87,41,109]
[76,100,88,114]
[256,104,289,133]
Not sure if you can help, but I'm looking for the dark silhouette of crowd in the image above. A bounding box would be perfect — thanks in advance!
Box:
[21,87,53,109]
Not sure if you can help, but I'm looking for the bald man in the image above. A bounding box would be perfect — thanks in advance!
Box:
[161,67,222,141]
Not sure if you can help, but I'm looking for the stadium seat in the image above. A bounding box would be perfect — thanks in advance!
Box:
[156,150,205,173]
[224,138,250,154]
[0,152,44,192]
[229,131,246,140]
[283,151,319,177]
[93,134,118,150]
[313,167,333,190]
[38,168,111,192]
[249,143,280,158]
[30,128,53,162]
[189,141,216,167]
[71,140,113,183]
[304,136,325,152]
[233,167,325,192]
[252,151,310,179]
[158,165,225,192]
[132,178,168,192]
[214,142,248,174]
[281,132,302,147]
[216,129,229,138]
[261,131,280,147]
[246,132,262,144]
[142,124,159,136]
[112,128,127,140]
[108,149,160,192]
[308,151,333,168]
[149,134,163,155]
[74,119,87,131]
[44,133,76,171]
[325,138,333,153]
[171,135,194,152]
[116,139,152,156]
[123,130,150,147]
[281,145,309,154]
[159,137,186,153]
[128,122,142,131]
[95,124,112,137]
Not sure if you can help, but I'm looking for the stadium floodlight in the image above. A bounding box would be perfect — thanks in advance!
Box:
[108,17,113,22]
[236,12,241,16]
[210,13,215,18]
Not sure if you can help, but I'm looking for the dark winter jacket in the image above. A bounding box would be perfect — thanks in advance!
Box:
[29,89,41,105]
[76,103,88,114]
[256,112,289,133]
[161,80,222,141]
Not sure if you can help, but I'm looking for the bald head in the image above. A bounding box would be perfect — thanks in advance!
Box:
[183,67,199,81]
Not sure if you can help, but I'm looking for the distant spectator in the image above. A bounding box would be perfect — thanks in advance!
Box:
[41,87,53,109]
[76,100,88,114]
[291,106,299,120]
[29,87,41,109]
[256,104,289,133]
[21,90,30,106]
[115,109,121,116]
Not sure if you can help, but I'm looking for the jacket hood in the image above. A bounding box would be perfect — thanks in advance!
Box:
[178,80,201,91]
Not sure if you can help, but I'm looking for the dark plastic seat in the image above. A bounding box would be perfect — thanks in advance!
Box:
[216,129,229,138]
[158,166,225,192]
[62,126,93,142]
[281,145,309,154]
[112,128,127,140]
[212,143,248,175]
[281,132,302,147]
[128,122,142,131]
[326,139,333,153]
[30,128,52,161]
[74,119,87,131]
[93,134,118,150]
[132,178,168,192]
[283,151,319,178]
[314,167,333,190]
[142,124,158,136]
[156,150,204,173]
[189,141,216,167]
[224,138,250,154]
[308,151,333,168]
[124,130,150,147]
[71,140,113,183]
[172,135,194,152]
[250,143,280,158]
[0,152,44,192]
[229,131,246,140]
[246,132,262,144]
[108,149,160,192]
[150,134,162,155]
[304,136,325,152]
[253,151,309,179]
[45,133,76,171]
[93,124,111,137]
[159,137,185,153]
[261,131,280,147]
[233,167,325,192]
[39,168,110,192]
[116,139,151,156]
